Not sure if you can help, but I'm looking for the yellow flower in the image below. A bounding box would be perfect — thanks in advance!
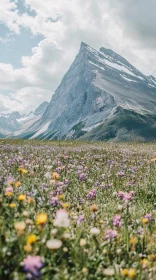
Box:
[5,192,13,197]
[53,172,60,180]
[18,167,23,172]
[148,254,156,261]
[15,181,21,188]
[130,237,138,245]
[151,158,156,163]
[121,269,129,276]
[141,258,150,268]
[22,169,28,175]
[90,204,98,212]
[18,194,26,201]
[58,194,64,200]
[28,197,35,204]
[14,221,26,231]
[9,203,16,208]
[128,268,136,278]
[9,181,15,186]
[62,203,70,209]
[27,234,38,245]
[24,244,32,252]
[36,213,48,225]
[142,218,148,224]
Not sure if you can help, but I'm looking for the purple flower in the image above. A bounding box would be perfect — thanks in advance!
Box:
[55,167,62,173]
[105,229,118,241]
[117,171,125,177]
[84,166,88,172]
[77,197,85,204]
[64,179,70,185]
[145,213,153,222]
[24,255,43,278]
[56,187,63,195]
[87,189,97,200]
[113,215,123,228]
[78,173,87,181]
[77,215,85,224]
[118,191,135,203]
[50,196,60,206]
[101,183,113,189]
[95,181,99,187]
[137,227,144,235]
[40,183,47,189]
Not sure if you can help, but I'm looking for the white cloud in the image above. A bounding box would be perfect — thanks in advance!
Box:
[0,0,156,113]
[0,0,20,33]
[0,38,68,113]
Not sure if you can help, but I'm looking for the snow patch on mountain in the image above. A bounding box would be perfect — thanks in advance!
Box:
[120,74,137,82]
[30,121,51,139]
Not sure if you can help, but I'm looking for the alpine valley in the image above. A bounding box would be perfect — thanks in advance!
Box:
[5,43,156,141]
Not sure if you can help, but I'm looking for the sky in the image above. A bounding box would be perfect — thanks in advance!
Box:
[0,0,156,114]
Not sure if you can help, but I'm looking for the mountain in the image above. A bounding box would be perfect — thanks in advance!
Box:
[34,101,49,116]
[0,101,49,138]
[10,43,156,141]
[0,111,22,135]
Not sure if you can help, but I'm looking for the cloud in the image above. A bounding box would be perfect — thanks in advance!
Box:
[0,38,68,113]
[108,0,156,49]
[0,0,20,33]
[0,0,156,113]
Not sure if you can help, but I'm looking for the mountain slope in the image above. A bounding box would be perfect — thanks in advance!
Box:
[11,42,156,141]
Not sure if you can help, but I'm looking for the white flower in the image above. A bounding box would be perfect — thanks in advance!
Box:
[44,172,51,179]
[90,227,100,236]
[51,229,58,235]
[80,238,87,246]
[54,209,70,228]
[63,247,68,252]
[63,233,71,239]
[46,165,53,170]
[22,211,29,217]
[103,268,114,276]
[46,239,62,250]
[117,204,123,211]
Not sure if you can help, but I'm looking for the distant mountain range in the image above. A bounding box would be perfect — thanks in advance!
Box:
[2,42,156,141]
[0,101,49,138]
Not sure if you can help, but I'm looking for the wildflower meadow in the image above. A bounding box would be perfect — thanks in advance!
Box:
[0,140,156,280]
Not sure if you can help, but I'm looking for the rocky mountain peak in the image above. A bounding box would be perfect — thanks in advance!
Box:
[7,42,156,141]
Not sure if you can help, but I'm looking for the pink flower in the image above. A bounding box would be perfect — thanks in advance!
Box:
[113,215,123,228]
[118,191,135,203]
[6,187,13,193]
[24,255,43,277]
[105,229,118,241]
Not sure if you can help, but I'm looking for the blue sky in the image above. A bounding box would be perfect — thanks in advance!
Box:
[0,24,43,68]
[0,0,156,114]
